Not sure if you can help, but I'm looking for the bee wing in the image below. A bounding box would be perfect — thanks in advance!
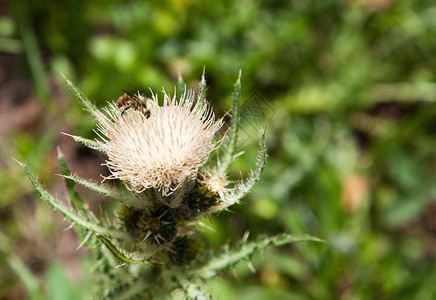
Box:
[121,89,140,101]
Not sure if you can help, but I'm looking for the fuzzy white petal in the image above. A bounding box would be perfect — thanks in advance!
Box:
[97,90,222,196]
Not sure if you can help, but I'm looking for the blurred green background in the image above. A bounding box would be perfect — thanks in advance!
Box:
[1,0,436,299]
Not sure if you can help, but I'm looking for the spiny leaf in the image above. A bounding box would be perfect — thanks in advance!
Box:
[19,161,130,240]
[197,67,207,111]
[62,74,99,119]
[213,128,267,211]
[58,150,99,244]
[177,72,185,98]
[218,70,242,174]
[63,174,152,210]
[57,148,85,212]
[170,272,213,300]
[95,235,149,265]
[61,133,103,152]
[99,278,149,300]
[190,234,322,279]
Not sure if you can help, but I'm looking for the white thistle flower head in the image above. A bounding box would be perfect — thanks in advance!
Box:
[96,89,223,196]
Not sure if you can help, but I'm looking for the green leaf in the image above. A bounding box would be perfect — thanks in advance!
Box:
[218,70,242,174]
[99,278,149,300]
[214,128,267,211]
[57,150,99,245]
[62,133,103,152]
[190,234,322,279]
[57,148,85,212]
[177,72,185,98]
[170,273,213,300]
[62,74,99,119]
[95,235,149,265]
[19,161,130,240]
[197,67,207,112]
[63,174,152,210]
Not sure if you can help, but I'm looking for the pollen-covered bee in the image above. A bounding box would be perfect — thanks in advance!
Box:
[117,89,152,118]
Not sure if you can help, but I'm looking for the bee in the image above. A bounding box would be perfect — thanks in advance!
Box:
[117,89,152,118]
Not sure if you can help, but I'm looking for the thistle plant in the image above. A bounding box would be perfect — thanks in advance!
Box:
[20,71,320,299]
